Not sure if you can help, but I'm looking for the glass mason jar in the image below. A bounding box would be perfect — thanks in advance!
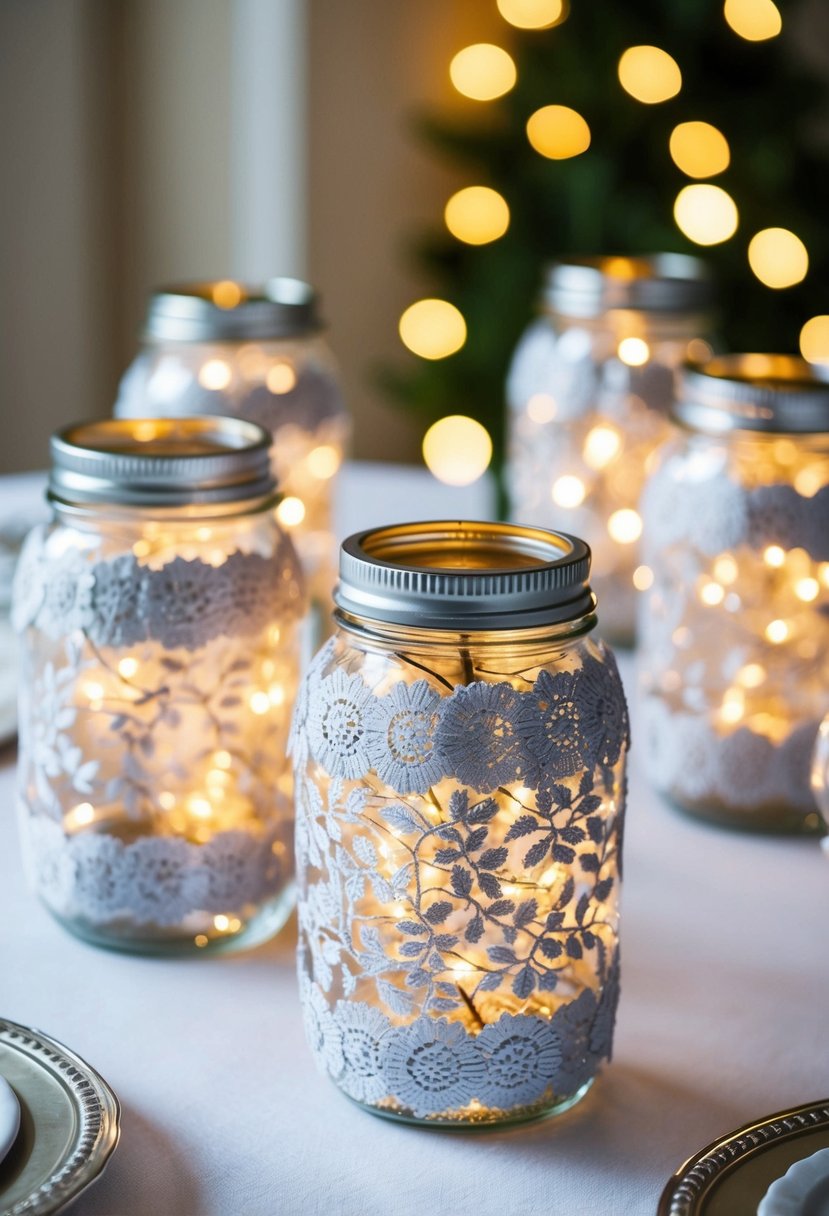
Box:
[291,521,629,1127]
[639,356,829,832]
[114,279,349,616]
[506,254,715,646]
[13,417,305,953]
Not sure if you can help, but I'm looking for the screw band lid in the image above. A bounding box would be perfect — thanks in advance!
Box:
[335,520,595,630]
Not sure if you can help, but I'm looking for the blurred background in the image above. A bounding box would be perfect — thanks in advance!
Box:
[2,0,829,475]
[0,0,509,472]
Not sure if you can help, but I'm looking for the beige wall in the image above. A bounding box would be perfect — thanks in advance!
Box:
[308,0,503,464]
[0,1,118,471]
[0,0,500,472]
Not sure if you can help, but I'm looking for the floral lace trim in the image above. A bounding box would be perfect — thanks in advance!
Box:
[299,956,619,1118]
[298,647,629,795]
[642,472,829,561]
[12,527,303,651]
[23,811,292,929]
[641,698,819,815]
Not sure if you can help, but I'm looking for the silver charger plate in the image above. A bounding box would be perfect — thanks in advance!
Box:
[0,1018,120,1216]
[659,1100,829,1215]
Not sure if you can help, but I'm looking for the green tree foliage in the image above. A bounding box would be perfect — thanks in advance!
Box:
[382,0,829,473]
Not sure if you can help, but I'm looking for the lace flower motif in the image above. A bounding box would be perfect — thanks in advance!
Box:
[475,1014,561,1109]
[577,654,629,769]
[39,551,95,640]
[87,555,150,649]
[300,975,344,1079]
[550,988,599,1097]
[307,669,373,780]
[438,682,525,793]
[383,1017,486,1118]
[516,669,591,779]
[333,1001,392,1104]
[11,526,47,632]
[364,680,446,794]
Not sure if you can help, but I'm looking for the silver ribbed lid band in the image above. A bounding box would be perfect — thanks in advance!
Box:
[143,278,323,343]
[544,254,713,318]
[335,521,595,630]
[676,355,829,435]
[49,417,276,507]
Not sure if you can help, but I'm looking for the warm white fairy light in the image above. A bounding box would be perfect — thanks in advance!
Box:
[617,337,650,367]
[765,618,789,644]
[276,496,306,527]
[584,425,622,469]
[551,475,586,508]
[633,565,654,591]
[199,359,232,391]
[607,509,642,544]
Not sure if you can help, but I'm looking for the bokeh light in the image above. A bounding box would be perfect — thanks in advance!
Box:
[800,316,829,366]
[496,0,566,29]
[618,337,650,366]
[607,509,643,544]
[266,362,297,393]
[199,359,232,390]
[445,186,510,245]
[674,184,738,245]
[551,475,586,508]
[449,44,517,101]
[747,228,808,289]
[422,415,493,486]
[669,121,730,178]
[212,280,242,309]
[724,0,782,41]
[276,496,306,527]
[399,299,467,360]
[618,46,682,104]
[526,105,591,159]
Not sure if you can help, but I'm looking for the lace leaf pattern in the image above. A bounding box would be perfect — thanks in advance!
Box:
[13,539,304,650]
[294,641,627,1122]
[15,535,302,940]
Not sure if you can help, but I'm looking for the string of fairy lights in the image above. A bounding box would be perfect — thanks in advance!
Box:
[400,0,827,487]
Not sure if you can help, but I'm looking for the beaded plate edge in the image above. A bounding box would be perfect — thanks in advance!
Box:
[658,1100,829,1216]
[0,1017,120,1216]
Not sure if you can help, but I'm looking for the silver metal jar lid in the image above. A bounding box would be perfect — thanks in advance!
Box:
[49,416,276,507]
[544,254,713,318]
[676,355,829,434]
[335,521,595,631]
[143,278,323,343]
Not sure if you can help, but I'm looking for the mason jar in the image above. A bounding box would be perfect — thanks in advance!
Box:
[291,520,628,1127]
[506,254,714,645]
[639,356,829,832]
[13,417,305,953]
[114,279,349,615]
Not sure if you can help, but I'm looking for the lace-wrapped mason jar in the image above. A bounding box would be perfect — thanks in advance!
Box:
[639,356,829,832]
[114,279,349,615]
[13,417,305,953]
[506,255,714,646]
[291,521,629,1126]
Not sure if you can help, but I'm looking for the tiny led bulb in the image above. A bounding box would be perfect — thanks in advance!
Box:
[763,545,786,568]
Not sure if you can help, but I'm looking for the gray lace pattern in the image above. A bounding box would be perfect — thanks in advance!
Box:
[293,641,628,1121]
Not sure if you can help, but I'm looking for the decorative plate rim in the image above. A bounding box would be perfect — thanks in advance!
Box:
[658,1099,829,1216]
[0,1017,120,1216]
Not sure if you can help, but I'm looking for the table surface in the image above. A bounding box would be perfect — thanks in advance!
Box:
[1,464,828,1216]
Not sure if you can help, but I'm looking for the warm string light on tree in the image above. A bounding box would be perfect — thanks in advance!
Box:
[390,0,829,486]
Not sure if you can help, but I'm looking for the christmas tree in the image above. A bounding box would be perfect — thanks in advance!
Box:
[382,0,829,483]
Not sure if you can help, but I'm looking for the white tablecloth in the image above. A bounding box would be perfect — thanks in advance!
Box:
[1,464,827,1216]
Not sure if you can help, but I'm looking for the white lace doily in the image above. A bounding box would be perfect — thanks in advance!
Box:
[23,811,292,929]
[12,529,304,650]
